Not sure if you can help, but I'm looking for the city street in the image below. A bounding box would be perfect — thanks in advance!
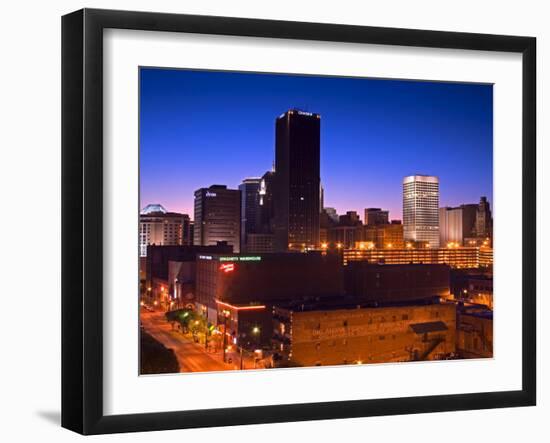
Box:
[140,310,232,372]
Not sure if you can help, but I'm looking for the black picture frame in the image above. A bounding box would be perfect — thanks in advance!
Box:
[61,8,536,435]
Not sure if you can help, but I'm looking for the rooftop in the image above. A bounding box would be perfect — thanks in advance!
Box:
[273,295,445,313]
[141,203,166,214]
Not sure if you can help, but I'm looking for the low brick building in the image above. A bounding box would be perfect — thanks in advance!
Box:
[273,300,456,366]
[457,308,493,358]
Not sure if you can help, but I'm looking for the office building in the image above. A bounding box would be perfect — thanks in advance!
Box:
[338,211,362,226]
[403,175,440,247]
[194,185,241,253]
[364,208,389,225]
[245,233,275,253]
[475,196,493,240]
[258,170,276,234]
[239,178,262,251]
[320,209,338,244]
[324,207,339,223]
[328,225,361,249]
[273,109,321,251]
[360,221,404,249]
[439,204,477,246]
[139,204,191,257]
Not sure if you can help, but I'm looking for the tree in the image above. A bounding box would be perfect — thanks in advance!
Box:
[140,331,179,374]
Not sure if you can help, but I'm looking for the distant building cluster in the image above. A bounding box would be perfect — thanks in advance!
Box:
[139,108,494,370]
[139,109,493,260]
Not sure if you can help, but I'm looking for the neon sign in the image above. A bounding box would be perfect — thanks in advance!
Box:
[219,263,235,273]
[219,256,262,262]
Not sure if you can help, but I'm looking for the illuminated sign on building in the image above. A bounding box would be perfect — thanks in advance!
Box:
[219,263,235,273]
[219,256,262,262]
[198,255,213,260]
[205,191,217,197]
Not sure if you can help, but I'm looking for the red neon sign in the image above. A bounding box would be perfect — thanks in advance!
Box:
[215,300,266,311]
[219,263,235,273]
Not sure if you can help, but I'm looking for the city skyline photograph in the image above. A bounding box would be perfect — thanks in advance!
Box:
[138,67,494,375]
[140,68,493,220]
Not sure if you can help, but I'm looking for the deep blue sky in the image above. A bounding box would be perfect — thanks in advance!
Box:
[140,68,493,220]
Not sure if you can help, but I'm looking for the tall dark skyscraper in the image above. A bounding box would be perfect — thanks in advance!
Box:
[273,109,321,251]
[194,185,241,253]
[239,177,262,250]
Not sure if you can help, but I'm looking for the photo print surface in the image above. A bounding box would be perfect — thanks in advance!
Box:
[138,68,493,374]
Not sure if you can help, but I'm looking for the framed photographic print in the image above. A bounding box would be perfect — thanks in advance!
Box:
[61,8,536,435]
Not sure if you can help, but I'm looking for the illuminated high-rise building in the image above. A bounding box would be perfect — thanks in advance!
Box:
[139,204,191,257]
[194,185,241,253]
[273,109,321,251]
[403,175,440,248]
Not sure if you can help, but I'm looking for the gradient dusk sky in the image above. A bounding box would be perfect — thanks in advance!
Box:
[140,68,493,221]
